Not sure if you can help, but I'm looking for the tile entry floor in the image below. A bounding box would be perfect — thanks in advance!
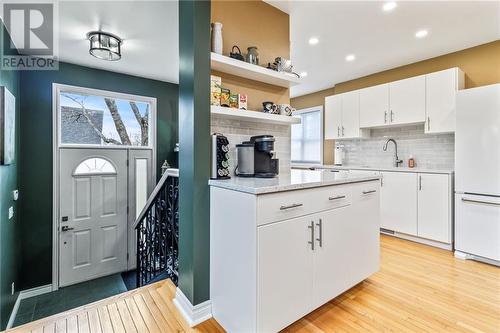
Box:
[13,274,128,328]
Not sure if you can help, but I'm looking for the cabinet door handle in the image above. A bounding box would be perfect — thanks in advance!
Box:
[316,219,323,247]
[329,195,346,201]
[280,203,303,210]
[342,126,345,136]
[427,117,431,131]
[384,111,387,123]
[461,198,500,206]
[419,175,422,191]
[308,221,315,250]
[337,126,340,137]
[390,110,394,122]
[362,190,377,195]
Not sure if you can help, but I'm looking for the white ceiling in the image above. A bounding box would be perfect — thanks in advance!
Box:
[56,1,178,84]
[266,1,500,97]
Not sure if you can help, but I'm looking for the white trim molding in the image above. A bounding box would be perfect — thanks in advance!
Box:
[173,288,212,327]
[6,284,53,329]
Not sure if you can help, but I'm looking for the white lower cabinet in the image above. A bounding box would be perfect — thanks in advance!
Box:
[380,172,418,235]
[313,181,380,308]
[351,169,453,246]
[417,174,451,243]
[211,180,381,333]
[258,214,315,332]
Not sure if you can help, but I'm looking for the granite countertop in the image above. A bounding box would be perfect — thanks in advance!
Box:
[208,169,381,195]
[292,164,454,175]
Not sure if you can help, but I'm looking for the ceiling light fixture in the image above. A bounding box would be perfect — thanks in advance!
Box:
[383,2,397,11]
[308,37,319,45]
[415,29,428,39]
[300,71,308,78]
[87,31,122,61]
[345,54,356,62]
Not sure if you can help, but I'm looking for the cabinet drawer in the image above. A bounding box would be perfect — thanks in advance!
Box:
[256,185,352,226]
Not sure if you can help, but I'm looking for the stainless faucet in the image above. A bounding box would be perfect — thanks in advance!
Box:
[383,138,403,167]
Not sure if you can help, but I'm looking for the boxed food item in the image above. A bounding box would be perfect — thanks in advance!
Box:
[211,75,221,90]
[210,75,222,106]
[238,94,248,110]
[220,88,230,107]
[229,94,239,108]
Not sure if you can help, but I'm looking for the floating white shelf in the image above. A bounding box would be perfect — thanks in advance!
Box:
[211,106,301,125]
[211,52,301,88]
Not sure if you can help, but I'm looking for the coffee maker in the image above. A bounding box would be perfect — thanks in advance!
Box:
[250,135,279,178]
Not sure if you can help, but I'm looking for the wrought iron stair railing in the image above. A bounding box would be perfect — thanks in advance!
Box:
[134,168,179,288]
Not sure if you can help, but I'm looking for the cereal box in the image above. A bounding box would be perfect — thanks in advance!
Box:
[238,94,248,110]
[210,75,222,106]
[220,88,230,107]
[229,94,239,108]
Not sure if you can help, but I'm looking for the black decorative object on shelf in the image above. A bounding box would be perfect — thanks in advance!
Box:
[135,174,179,288]
[229,45,245,61]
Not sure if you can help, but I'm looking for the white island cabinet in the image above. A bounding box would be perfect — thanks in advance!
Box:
[210,170,381,333]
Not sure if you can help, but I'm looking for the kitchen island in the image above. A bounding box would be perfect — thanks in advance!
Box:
[209,169,381,333]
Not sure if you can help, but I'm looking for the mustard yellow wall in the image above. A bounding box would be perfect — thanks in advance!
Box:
[211,0,290,111]
[291,40,500,165]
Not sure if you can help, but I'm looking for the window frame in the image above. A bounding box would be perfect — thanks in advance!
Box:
[54,83,157,150]
[291,105,324,166]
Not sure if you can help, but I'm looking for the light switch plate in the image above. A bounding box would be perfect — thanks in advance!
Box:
[12,190,19,201]
[8,206,13,219]
[11,282,14,295]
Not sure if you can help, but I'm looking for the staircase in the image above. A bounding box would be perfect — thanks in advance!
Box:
[134,168,179,288]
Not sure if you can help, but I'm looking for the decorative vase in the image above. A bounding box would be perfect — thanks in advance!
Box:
[211,22,223,54]
[246,46,259,65]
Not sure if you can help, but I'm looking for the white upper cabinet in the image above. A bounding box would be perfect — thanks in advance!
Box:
[324,95,342,139]
[425,67,464,133]
[342,91,363,138]
[330,68,464,134]
[325,91,368,139]
[389,75,426,125]
[360,84,390,128]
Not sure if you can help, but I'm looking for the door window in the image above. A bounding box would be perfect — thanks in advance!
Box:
[73,157,117,175]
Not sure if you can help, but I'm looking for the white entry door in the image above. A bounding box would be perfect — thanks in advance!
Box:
[59,148,128,287]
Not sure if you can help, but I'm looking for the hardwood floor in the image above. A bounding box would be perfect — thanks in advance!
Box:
[283,235,500,333]
[5,279,224,333]
[6,235,500,333]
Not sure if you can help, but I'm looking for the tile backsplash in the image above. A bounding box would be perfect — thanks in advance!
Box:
[337,125,454,170]
[211,117,291,175]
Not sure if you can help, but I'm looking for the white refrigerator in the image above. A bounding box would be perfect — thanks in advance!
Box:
[455,83,500,265]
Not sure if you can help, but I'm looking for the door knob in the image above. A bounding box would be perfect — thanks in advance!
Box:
[61,225,74,232]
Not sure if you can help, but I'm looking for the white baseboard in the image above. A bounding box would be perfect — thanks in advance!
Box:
[6,284,53,329]
[173,288,212,327]
[381,230,453,251]
[455,251,500,266]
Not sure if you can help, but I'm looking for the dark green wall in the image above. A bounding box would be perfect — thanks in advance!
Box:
[178,0,211,305]
[19,62,179,290]
[0,23,21,330]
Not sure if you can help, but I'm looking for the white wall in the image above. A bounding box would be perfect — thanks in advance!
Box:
[211,118,291,175]
[338,125,454,170]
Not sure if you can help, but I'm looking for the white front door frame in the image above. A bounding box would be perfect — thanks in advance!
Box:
[52,83,157,290]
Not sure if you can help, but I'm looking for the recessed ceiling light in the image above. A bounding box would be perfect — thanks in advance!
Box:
[383,2,397,11]
[415,29,428,38]
[345,54,356,62]
[308,37,319,45]
[300,71,308,77]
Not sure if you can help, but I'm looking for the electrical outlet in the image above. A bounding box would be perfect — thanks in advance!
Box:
[8,206,14,220]
[11,282,14,295]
